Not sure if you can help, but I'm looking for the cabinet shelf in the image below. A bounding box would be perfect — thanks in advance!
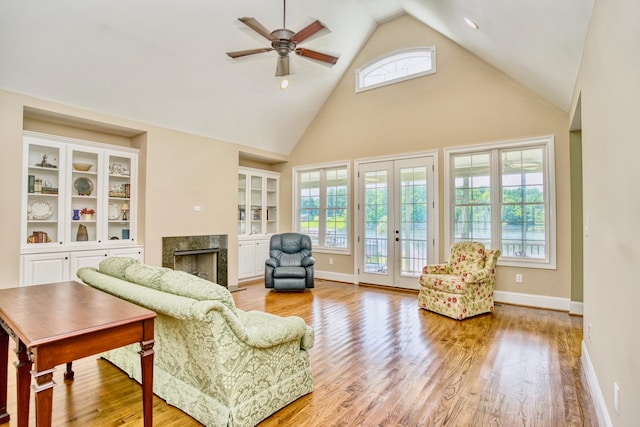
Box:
[28,165,59,171]
[27,193,58,197]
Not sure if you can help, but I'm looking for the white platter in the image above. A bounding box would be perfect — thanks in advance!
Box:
[108,203,121,220]
[29,199,54,220]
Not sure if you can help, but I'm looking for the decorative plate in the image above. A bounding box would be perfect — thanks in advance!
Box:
[74,177,94,196]
[28,199,54,220]
[108,203,121,220]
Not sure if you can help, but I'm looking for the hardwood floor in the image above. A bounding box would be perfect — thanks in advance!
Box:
[1,279,596,426]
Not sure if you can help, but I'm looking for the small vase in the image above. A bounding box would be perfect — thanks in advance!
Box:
[72,209,80,220]
[76,224,88,241]
[82,214,93,221]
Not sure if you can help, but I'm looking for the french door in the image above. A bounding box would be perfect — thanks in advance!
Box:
[357,156,436,289]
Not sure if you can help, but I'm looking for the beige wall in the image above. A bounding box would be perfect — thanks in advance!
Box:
[571,0,640,425]
[283,15,571,298]
[0,89,244,288]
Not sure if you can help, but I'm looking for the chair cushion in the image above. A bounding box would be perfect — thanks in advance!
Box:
[420,274,468,294]
[273,266,307,278]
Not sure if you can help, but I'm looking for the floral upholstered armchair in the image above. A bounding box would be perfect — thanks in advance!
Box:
[418,242,500,320]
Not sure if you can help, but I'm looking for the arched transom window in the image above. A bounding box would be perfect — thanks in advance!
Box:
[355,46,436,92]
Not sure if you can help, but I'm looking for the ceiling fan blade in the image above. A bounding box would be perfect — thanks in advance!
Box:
[290,20,326,44]
[295,48,339,65]
[276,56,290,77]
[226,47,274,59]
[238,17,277,41]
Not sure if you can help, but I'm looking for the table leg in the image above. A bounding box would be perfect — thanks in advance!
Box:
[64,362,74,380]
[15,341,32,427]
[0,330,9,424]
[33,367,56,427]
[139,338,154,427]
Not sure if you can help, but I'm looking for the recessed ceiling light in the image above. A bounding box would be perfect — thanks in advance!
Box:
[280,79,289,90]
[464,17,479,30]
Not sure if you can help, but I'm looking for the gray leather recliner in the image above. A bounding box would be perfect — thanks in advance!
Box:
[265,233,315,290]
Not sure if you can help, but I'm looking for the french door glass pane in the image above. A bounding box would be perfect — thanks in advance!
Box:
[399,166,427,277]
[364,170,388,274]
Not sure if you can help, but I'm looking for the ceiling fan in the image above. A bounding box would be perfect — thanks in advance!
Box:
[226,0,339,77]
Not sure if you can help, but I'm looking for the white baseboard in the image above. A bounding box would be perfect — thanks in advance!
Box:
[494,290,569,311]
[569,301,584,315]
[314,278,583,314]
[315,270,355,283]
[582,341,612,427]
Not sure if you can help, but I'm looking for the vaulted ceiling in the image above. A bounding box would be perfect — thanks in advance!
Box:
[0,1,593,155]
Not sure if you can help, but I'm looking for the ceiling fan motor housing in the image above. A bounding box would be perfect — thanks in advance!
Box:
[271,29,296,56]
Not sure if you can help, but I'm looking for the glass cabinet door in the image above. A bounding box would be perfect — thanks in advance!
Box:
[24,140,64,247]
[250,175,263,234]
[106,153,134,242]
[266,177,278,234]
[68,145,102,245]
[238,173,247,235]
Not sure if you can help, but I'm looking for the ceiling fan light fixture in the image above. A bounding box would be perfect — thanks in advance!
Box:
[464,17,479,30]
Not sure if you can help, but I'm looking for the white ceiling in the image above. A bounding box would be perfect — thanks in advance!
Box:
[0,0,593,155]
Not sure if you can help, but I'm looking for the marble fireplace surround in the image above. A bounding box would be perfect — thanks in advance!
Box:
[162,235,228,288]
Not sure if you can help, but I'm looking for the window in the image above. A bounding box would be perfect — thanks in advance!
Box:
[355,47,436,92]
[294,163,350,252]
[445,136,556,269]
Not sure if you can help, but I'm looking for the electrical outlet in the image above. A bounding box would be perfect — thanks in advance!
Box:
[614,382,620,414]
[515,273,523,283]
[193,205,202,212]
[329,257,333,265]
[588,323,592,341]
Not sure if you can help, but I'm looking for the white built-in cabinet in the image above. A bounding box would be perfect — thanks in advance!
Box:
[20,131,143,286]
[237,167,278,281]
[238,239,270,280]
[21,247,144,285]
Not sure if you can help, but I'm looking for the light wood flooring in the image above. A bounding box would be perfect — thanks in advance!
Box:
[1,279,597,426]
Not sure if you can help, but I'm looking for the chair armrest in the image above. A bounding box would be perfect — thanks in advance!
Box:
[235,310,314,349]
[301,256,315,267]
[265,258,279,268]
[422,263,450,274]
[463,268,493,283]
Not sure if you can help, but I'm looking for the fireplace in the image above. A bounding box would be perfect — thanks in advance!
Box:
[162,235,227,287]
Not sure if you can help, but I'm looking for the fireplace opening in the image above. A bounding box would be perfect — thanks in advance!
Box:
[173,248,218,282]
[162,234,228,288]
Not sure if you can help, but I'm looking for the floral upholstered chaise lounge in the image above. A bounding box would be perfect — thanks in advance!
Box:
[77,257,314,427]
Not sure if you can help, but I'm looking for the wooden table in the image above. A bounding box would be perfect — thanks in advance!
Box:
[0,281,156,427]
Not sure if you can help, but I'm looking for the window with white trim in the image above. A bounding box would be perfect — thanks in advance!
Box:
[294,163,350,252]
[445,136,556,269]
[355,47,436,92]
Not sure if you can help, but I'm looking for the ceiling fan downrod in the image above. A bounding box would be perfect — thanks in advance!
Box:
[283,0,286,29]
